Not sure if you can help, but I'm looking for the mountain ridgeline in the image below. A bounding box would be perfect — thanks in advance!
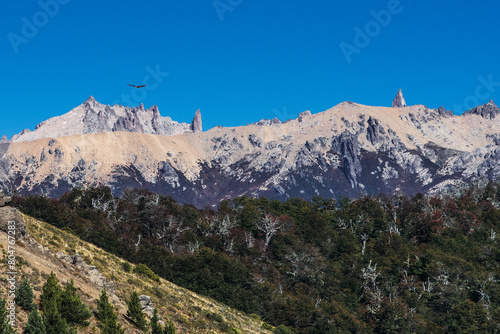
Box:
[1,91,500,206]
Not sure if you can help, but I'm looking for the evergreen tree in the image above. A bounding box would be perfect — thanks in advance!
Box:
[39,273,61,313]
[150,309,162,334]
[0,293,16,334]
[96,290,114,323]
[163,320,176,334]
[39,273,73,334]
[59,279,91,326]
[42,305,72,334]
[102,318,125,334]
[96,290,124,334]
[23,309,46,334]
[15,278,36,312]
[126,291,147,331]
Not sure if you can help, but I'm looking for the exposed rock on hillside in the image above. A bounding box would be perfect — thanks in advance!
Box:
[298,110,312,122]
[57,252,116,293]
[437,106,453,117]
[255,117,282,126]
[0,191,27,237]
[464,100,500,119]
[139,295,157,318]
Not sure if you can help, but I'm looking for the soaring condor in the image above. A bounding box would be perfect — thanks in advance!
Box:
[128,83,146,88]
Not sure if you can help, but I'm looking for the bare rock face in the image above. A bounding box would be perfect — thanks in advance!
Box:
[464,100,500,119]
[392,89,406,108]
[437,106,453,117]
[0,136,9,144]
[255,117,282,126]
[331,131,362,187]
[298,110,312,122]
[0,192,10,207]
[139,295,158,318]
[57,253,116,293]
[11,129,31,142]
[191,109,202,133]
[0,192,27,238]
[366,116,386,145]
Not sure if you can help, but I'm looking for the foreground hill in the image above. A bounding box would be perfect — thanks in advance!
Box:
[1,93,499,206]
[0,196,273,333]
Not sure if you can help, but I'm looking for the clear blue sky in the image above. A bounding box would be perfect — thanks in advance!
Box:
[1,0,500,139]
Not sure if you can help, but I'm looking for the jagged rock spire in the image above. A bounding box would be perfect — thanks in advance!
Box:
[191,109,202,133]
[392,89,406,108]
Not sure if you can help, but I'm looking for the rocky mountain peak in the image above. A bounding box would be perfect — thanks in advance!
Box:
[298,110,312,122]
[10,97,197,142]
[392,89,406,108]
[83,95,100,108]
[437,106,453,117]
[464,100,500,119]
[0,135,9,143]
[191,109,202,133]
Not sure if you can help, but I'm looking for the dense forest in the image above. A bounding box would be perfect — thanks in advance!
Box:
[11,180,500,333]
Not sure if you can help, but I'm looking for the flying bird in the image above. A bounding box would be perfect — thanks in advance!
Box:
[128,83,146,88]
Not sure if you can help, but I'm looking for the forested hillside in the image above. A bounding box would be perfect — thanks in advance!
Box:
[12,180,500,333]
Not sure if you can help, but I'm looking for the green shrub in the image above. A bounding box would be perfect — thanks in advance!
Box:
[274,324,295,334]
[121,262,131,272]
[133,263,160,283]
[15,278,36,311]
[206,312,224,323]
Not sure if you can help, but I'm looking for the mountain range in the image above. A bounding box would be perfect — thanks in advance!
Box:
[1,91,499,207]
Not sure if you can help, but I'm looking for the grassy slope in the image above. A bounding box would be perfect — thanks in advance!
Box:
[0,213,273,334]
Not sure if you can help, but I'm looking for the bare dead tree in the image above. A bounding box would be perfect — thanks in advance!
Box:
[360,233,369,256]
[244,231,254,248]
[201,215,236,238]
[478,285,492,320]
[187,239,200,253]
[224,238,235,255]
[490,228,497,241]
[361,260,383,314]
[155,216,189,253]
[257,214,284,252]
[91,196,124,226]
[134,234,142,251]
